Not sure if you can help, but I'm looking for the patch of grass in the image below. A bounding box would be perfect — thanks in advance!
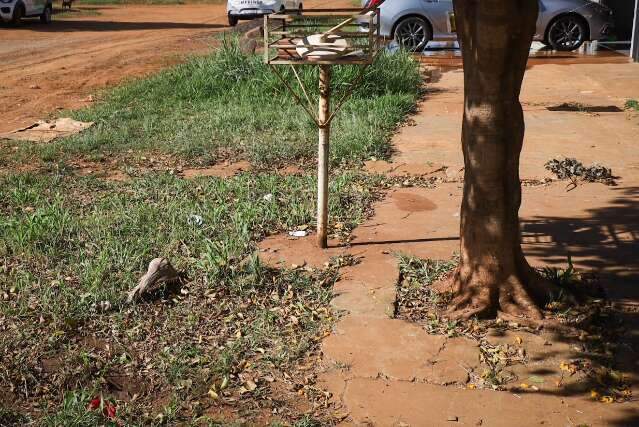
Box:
[1,40,421,169]
[625,99,639,111]
[0,407,30,426]
[0,40,422,424]
[395,254,457,323]
[0,172,377,423]
[0,172,378,319]
[540,256,581,291]
[41,391,107,427]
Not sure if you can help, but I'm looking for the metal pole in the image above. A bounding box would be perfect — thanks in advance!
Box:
[317,65,331,249]
[632,0,639,61]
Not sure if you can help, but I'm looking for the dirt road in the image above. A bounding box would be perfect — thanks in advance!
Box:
[0,1,348,133]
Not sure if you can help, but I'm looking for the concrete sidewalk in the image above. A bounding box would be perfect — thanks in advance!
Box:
[260,60,639,426]
[396,62,639,181]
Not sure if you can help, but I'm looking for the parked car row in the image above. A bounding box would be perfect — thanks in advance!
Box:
[0,0,53,24]
[364,0,614,52]
[223,0,615,52]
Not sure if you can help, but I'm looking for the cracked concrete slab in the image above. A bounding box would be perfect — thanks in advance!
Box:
[323,315,447,381]
[258,60,639,426]
[342,377,629,427]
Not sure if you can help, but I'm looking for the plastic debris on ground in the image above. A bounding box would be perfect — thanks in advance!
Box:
[0,118,94,143]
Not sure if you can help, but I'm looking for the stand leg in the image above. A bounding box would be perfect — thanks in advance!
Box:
[317,65,331,249]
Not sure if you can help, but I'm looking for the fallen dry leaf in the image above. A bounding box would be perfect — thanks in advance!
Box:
[333,411,349,421]
[245,379,258,391]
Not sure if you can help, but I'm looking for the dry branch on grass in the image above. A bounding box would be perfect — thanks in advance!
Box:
[127,258,181,303]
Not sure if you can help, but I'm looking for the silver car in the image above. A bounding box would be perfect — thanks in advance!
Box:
[363,0,614,52]
[0,0,52,24]
[227,0,302,26]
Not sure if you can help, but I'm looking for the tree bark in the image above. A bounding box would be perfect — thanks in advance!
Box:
[448,0,556,320]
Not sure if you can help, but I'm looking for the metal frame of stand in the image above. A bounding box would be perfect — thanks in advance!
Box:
[264,8,381,248]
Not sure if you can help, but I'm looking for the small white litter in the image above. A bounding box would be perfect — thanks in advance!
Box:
[0,118,94,143]
[187,214,204,227]
[288,230,308,238]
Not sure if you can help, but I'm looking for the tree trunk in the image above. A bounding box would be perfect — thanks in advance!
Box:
[449,0,556,320]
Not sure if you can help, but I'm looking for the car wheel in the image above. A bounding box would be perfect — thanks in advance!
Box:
[228,14,238,27]
[547,15,587,51]
[11,3,24,25]
[298,3,303,15]
[40,6,52,24]
[394,16,432,52]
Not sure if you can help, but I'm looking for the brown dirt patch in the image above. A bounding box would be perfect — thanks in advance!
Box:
[364,160,447,178]
[392,190,437,212]
[0,5,227,134]
[277,165,305,176]
[182,160,252,179]
[0,0,350,134]
[77,166,130,182]
[105,373,148,401]
[259,234,347,269]
[66,158,131,181]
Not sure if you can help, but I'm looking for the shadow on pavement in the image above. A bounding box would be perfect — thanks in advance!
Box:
[520,186,639,424]
[523,186,639,301]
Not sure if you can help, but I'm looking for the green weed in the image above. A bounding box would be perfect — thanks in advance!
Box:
[624,99,639,111]
[74,0,224,5]
[0,39,421,424]
[41,391,106,427]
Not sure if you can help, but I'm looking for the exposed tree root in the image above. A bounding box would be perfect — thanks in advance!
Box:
[444,264,564,322]
[494,311,578,334]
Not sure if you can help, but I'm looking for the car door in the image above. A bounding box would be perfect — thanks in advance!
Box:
[28,0,45,15]
[21,0,33,15]
[421,0,456,40]
[535,0,549,41]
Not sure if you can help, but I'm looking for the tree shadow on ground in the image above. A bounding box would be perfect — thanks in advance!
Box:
[520,185,639,425]
[522,185,639,301]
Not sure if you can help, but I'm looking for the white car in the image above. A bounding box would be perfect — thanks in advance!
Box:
[0,0,52,24]
[227,0,303,27]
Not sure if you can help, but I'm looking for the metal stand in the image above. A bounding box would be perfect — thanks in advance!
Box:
[317,65,331,248]
[264,8,381,249]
